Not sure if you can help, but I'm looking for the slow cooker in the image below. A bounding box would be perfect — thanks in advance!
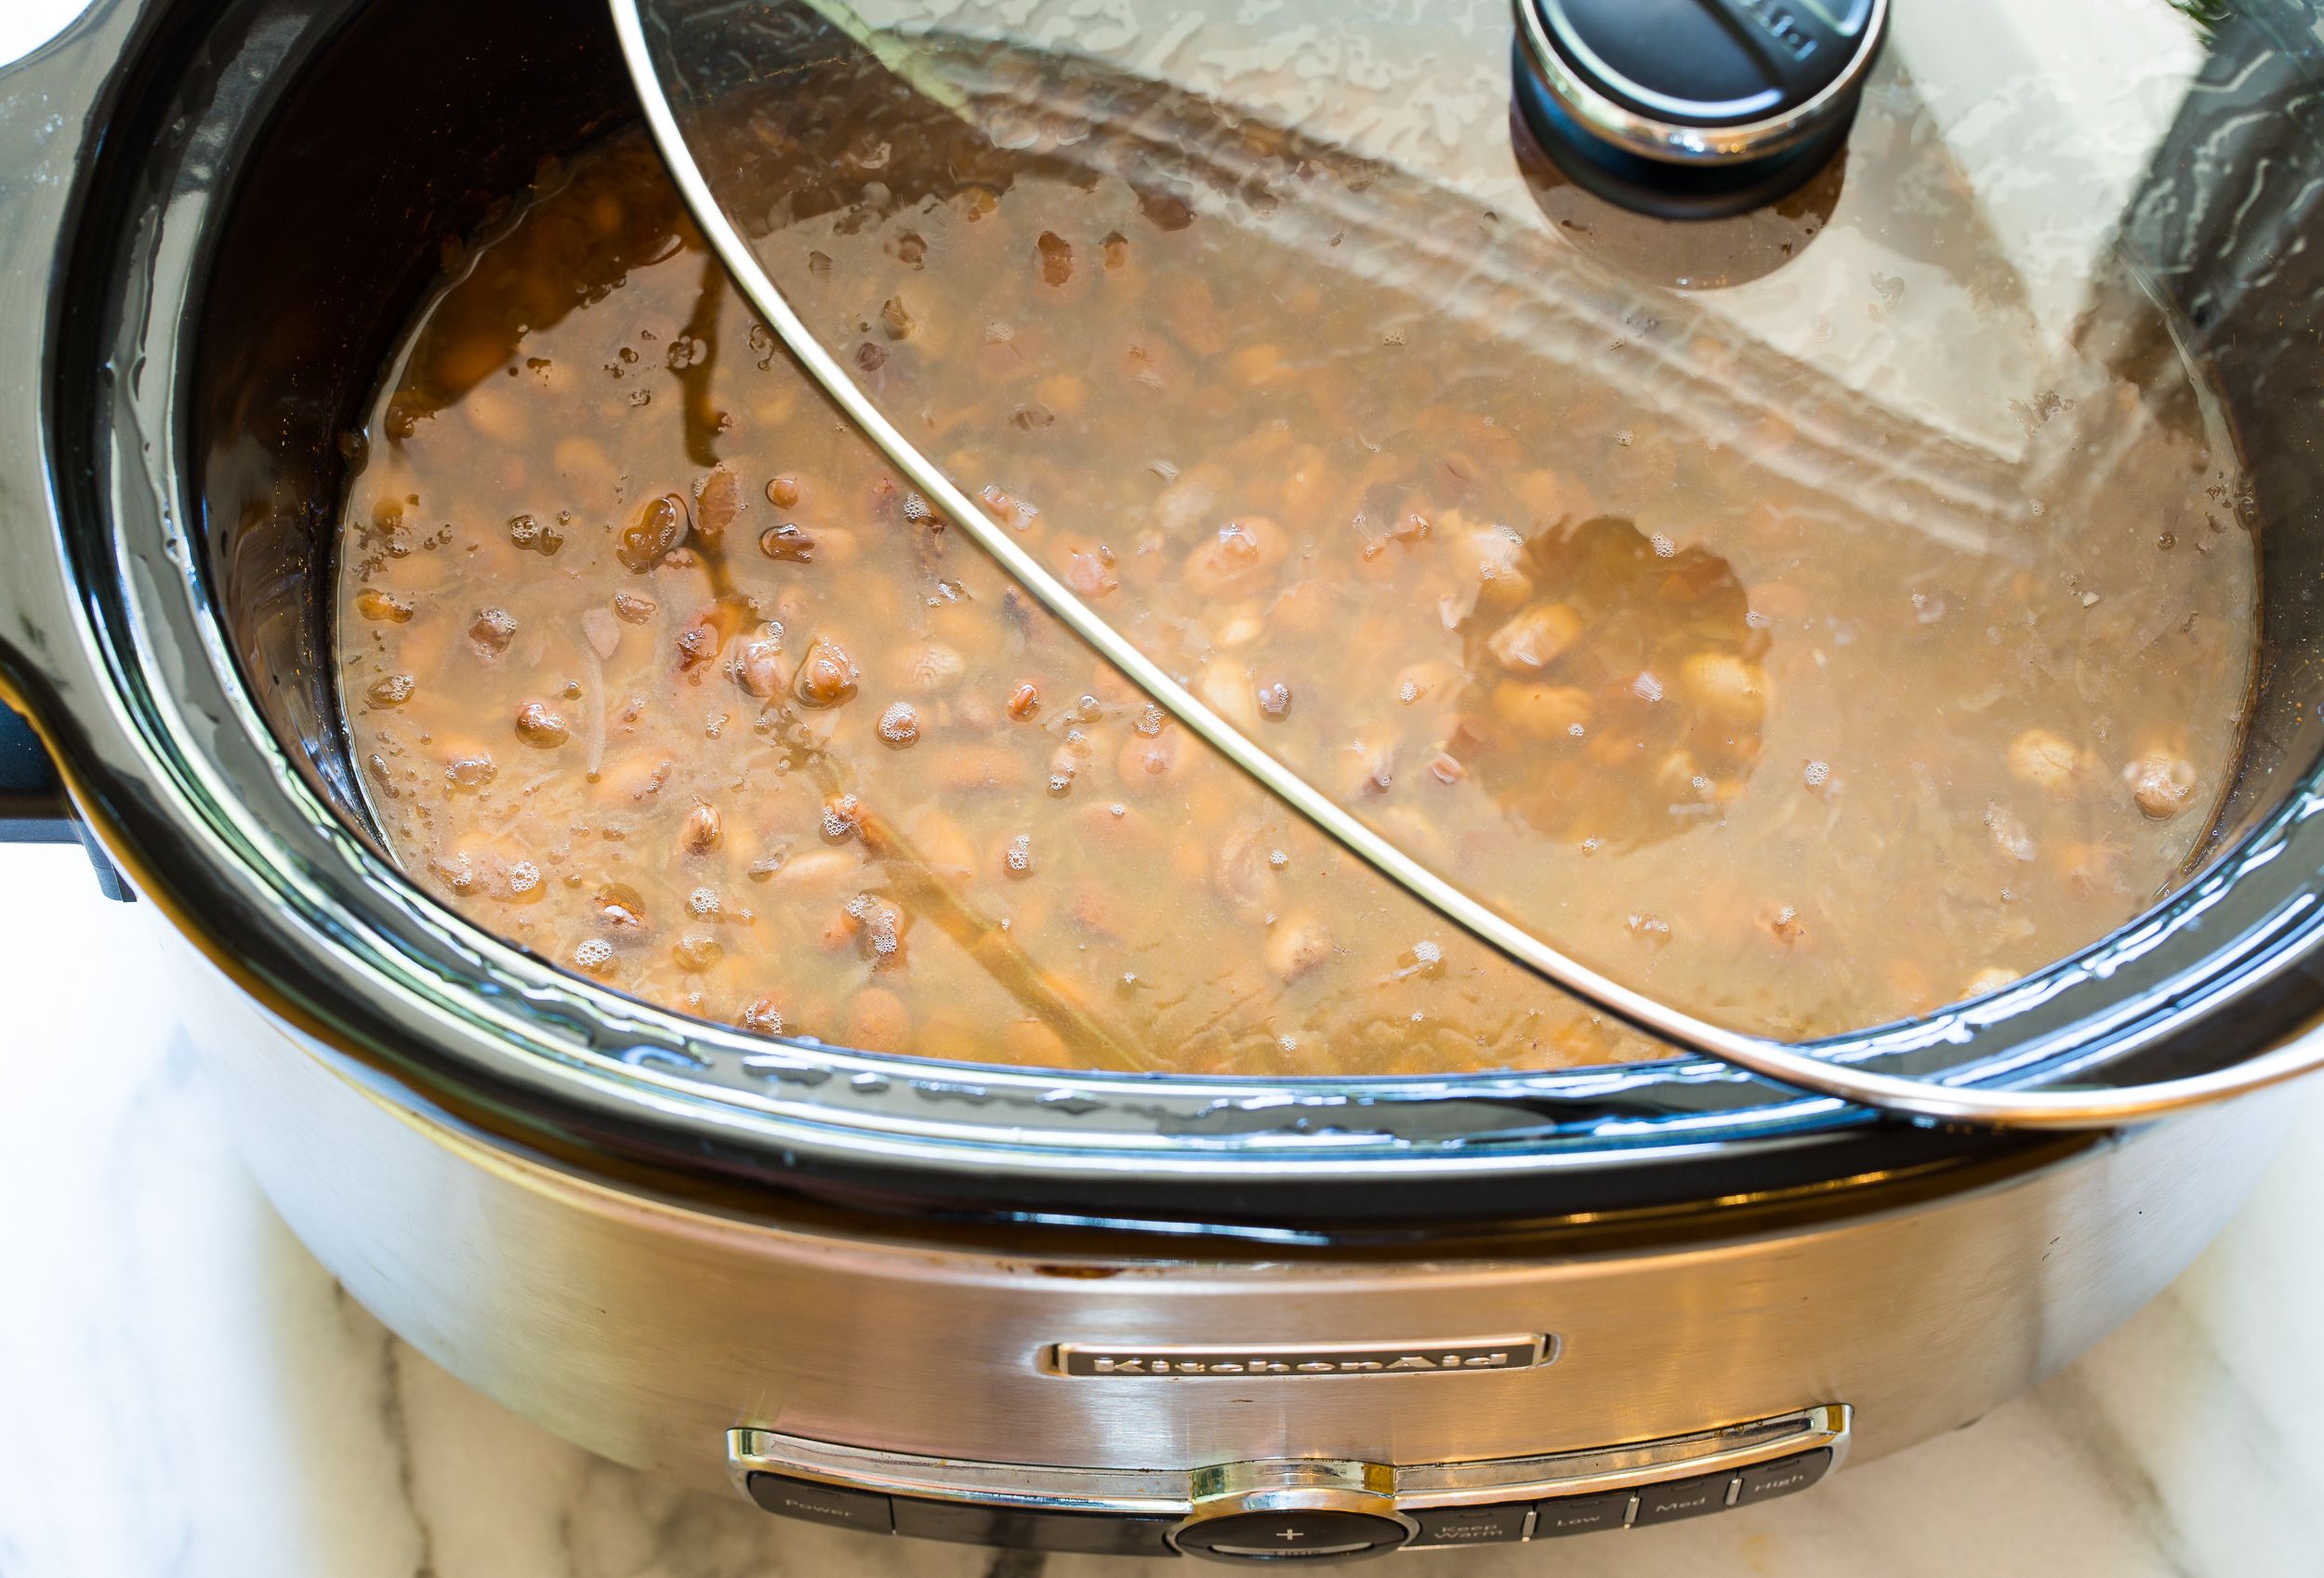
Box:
[7,0,2324,1560]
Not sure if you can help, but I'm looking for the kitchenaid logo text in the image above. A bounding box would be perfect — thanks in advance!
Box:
[1050,1337,1552,1378]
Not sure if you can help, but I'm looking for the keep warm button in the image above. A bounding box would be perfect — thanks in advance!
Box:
[1735,1449,1833,1507]
[1409,1504,1530,1547]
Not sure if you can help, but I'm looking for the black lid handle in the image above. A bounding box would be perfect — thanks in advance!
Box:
[1512,0,1890,219]
[1698,0,1855,103]
[0,703,130,899]
[0,700,75,843]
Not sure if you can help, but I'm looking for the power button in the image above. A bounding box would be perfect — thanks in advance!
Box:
[1170,1462,1413,1564]
[1174,1508,1411,1563]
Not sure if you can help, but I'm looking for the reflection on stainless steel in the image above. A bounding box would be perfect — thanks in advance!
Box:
[190,934,2292,1489]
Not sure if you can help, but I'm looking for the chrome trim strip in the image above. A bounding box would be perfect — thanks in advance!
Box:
[1392,1403,1850,1508]
[723,1403,1850,1518]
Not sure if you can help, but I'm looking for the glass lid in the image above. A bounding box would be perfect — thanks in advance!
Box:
[577,0,2324,1123]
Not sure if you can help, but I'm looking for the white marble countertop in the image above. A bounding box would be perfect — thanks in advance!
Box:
[7,839,2324,1577]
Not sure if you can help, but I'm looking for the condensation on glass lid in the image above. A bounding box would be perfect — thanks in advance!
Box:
[337,24,2259,1078]
[614,0,2259,1043]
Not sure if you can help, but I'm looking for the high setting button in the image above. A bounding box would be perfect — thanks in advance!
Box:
[1735,1449,1834,1507]
[1631,1472,1737,1526]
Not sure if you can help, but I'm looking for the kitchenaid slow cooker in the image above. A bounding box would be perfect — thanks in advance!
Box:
[7,0,2324,1559]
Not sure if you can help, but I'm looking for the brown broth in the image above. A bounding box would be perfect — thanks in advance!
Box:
[335,127,2256,1075]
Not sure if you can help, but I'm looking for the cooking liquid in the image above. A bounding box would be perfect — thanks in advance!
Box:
[335,119,2255,1075]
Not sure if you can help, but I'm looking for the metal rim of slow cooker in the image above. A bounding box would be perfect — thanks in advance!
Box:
[16,0,2324,1229]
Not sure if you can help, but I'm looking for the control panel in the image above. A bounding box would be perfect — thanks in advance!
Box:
[728,1404,1848,1561]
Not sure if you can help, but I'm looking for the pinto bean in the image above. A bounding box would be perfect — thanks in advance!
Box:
[2008,729,2081,791]
[1961,966,2018,999]
[734,633,786,697]
[877,702,922,747]
[444,752,497,789]
[1491,681,1592,740]
[737,991,790,1035]
[792,636,859,709]
[1195,658,1261,733]
[774,848,864,893]
[2126,750,2197,819]
[1678,652,1767,724]
[1116,725,1189,791]
[469,608,519,655]
[895,641,966,694]
[844,986,912,1053]
[513,702,568,748]
[1002,1018,1071,1065]
[935,743,1034,793]
[693,465,742,547]
[1265,912,1333,981]
[618,494,687,572]
[355,589,414,623]
[366,673,416,708]
[1180,517,1286,600]
[1213,824,1281,924]
[1486,603,1581,672]
[671,932,723,972]
[680,803,722,855]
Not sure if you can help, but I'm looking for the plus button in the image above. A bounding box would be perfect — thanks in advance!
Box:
[1274,1526,1309,1542]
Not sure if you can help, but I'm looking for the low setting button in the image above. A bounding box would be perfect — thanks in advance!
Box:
[1631,1471,1737,1526]
[1408,1504,1532,1547]
[1735,1449,1834,1507]
[744,1473,894,1534]
[1531,1489,1634,1538]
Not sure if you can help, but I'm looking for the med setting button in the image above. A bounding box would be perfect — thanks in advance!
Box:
[1631,1471,1735,1526]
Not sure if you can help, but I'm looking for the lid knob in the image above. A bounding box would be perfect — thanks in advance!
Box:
[1512,0,1889,219]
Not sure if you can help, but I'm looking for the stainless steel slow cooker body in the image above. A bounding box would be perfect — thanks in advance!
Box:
[6,0,2324,1558]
